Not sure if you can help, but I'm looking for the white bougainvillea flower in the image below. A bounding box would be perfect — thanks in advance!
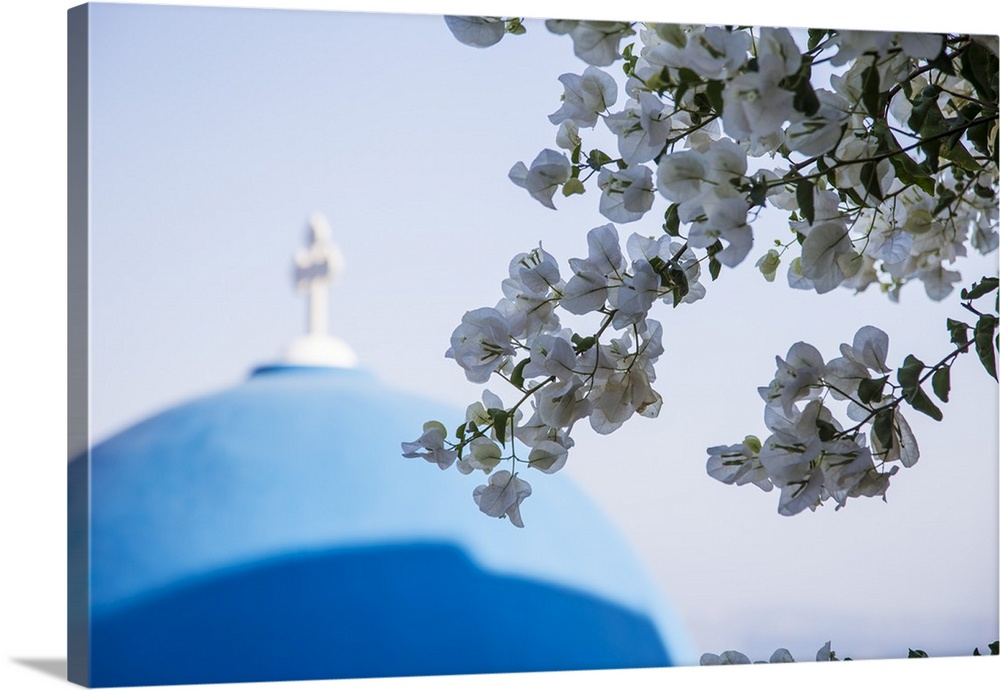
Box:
[706,437,773,491]
[823,355,870,401]
[401,421,458,470]
[703,138,749,193]
[610,260,660,328]
[522,331,578,382]
[785,89,850,156]
[446,307,516,383]
[588,369,644,433]
[466,436,503,473]
[464,389,505,428]
[759,342,826,415]
[759,402,825,482]
[514,410,576,451]
[756,249,781,282]
[473,470,532,527]
[545,20,633,66]
[816,641,835,661]
[555,120,581,151]
[548,225,623,315]
[507,243,562,296]
[560,258,610,315]
[589,336,661,433]
[653,26,751,79]
[896,32,944,59]
[497,278,561,340]
[584,222,626,276]
[509,149,572,209]
[865,216,914,265]
[829,30,895,65]
[775,464,826,516]
[528,440,570,474]
[722,63,795,146]
[605,91,672,165]
[597,165,655,223]
[833,134,895,201]
[840,325,891,374]
[535,376,591,430]
[548,67,618,128]
[769,649,795,663]
[871,408,920,467]
[799,220,855,294]
[833,29,942,64]
[656,149,708,203]
[917,260,963,301]
[757,27,802,78]
[688,196,753,268]
[971,219,1000,255]
[444,16,506,48]
[821,437,874,496]
[699,650,752,665]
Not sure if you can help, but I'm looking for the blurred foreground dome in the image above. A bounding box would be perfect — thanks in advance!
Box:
[68,215,693,687]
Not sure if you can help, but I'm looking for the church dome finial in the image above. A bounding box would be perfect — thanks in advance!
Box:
[281,213,358,368]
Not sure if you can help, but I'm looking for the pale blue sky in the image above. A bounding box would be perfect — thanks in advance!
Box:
[83,0,998,666]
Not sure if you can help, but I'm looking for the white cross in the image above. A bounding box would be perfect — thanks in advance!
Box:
[293,213,345,337]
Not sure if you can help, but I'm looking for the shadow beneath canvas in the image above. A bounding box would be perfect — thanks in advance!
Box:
[11,657,67,680]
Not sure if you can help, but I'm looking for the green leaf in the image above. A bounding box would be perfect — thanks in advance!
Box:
[897,354,925,395]
[946,318,970,349]
[748,177,769,208]
[807,28,828,51]
[792,77,820,117]
[858,376,888,405]
[663,203,680,236]
[859,161,884,202]
[889,151,936,196]
[932,188,958,216]
[676,67,701,85]
[940,139,980,172]
[586,149,613,170]
[960,277,999,301]
[908,85,942,133]
[488,408,508,446]
[562,177,585,196]
[505,18,526,35]
[705,79,724,114]
[931,366,951,403]
[815,418,839,442]
[709,256,722,281]
[959,41,998,103]
[860,64,882,117]
[795,178,815,225]
[990,641,999,655]
[974,314,998,380]
[668,266,689,307]
[510,358,529,390]
[815,155,836,187]
[873,408,895,452]
[907,386,944,421]
[573,335,595,353]
[908,649,929,659]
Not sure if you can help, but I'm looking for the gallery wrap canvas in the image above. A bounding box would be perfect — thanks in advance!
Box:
[67,2,998,688]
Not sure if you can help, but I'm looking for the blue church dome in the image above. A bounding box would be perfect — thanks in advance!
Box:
[68,216,693,687]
